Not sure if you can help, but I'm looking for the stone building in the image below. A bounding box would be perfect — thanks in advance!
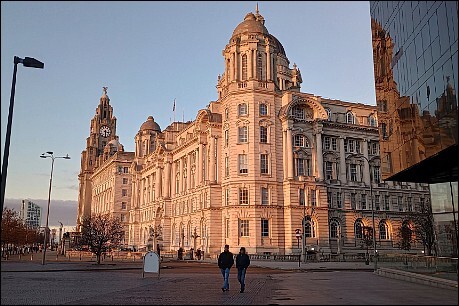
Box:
[78,9,430,257]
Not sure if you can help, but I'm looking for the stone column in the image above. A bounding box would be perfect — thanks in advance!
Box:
[179,158,184,193]
[266,51,271,81]
[248,50,253,79]
[187,153,192,191]
[197,146,203,185]
[155,170,161,200]
[253,50,257,79]
[283,129,287,179]
[286,128,294,179]
[232,52,236,81]
[215,137,220,183]
[362,139,371,185]
[209,136,216,182]
[316,132,324,180]
[339,136,346,183]
[164,161,171,198]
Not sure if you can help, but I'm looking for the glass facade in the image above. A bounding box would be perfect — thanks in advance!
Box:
[370,1,458,258]
[370,1,458,183]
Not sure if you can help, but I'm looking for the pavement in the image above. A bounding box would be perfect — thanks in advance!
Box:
[2,258,458,305]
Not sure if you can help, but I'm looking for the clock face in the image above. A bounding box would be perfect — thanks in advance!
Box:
[99,126,111,137]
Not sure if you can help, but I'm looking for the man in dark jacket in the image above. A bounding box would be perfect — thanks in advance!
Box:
[218,244,234,292]
[235,247,250,293]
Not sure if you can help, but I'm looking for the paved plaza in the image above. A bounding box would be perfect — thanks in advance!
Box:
[1,257,458,305]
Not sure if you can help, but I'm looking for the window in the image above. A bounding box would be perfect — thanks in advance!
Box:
[239,187,249,205]
[355,220,363,239]
[242,54,247,80]
[407,197,413,212]
[260,126,268,143]
[304,217,315,238]
[294,135,304,147]
[296,158,310,176]
[356,141,360,153]
[260,154,269,174]
[373,166,380,183]
[327,191,332,207]
[238,103,247,116]
[123,167,129,173]
[261,219,269,237]
[375,195,380,211]
[240,219,249,236]
[361,194,367,210]
[123,178,128,184]
[225,188,230,206]
[257,52,263,80]
[420,197,425,210]
[351,193,356,209]
[330,221,339,238]
[381,123,387,139]
[299,188,305,206]
[398,196,404,211]
[225,108,229,121]
[238,154,248,174]
[324,137,331,150]
[337,192,342,208]
[225,218,230,238]
[346,112,355,124]
[325,161,333,180]
[369,142,379,155]
[224,130,229,146]
[368,115,377,127]
[261,187,269,205]
[310,189,316,206]
[379,221,388,240]
[225,156,229,177]
[293,106,304,119]
[238,126,248,143]
[259,103,268,116]
[122,189,127,196]
[325,108,332,121]
[331,138,337,151]
[384,195,390,210]
[121,202,127,210]
[120,214,125,222]
[348,139,355,152]
[350,164,357,181]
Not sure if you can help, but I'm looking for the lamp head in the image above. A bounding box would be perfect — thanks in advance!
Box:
[63,154,71,159]
[46,151,53,155]
[22,57,44,69]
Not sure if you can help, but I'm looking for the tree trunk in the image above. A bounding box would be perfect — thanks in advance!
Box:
[96,253,101,264]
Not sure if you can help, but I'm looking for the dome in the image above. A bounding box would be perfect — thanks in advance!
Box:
[140,116,161,132]
[232,12,269,37]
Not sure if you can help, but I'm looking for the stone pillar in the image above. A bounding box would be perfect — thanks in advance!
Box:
[316,132,324,180]
[197,146,203,185]
[232,52,236,81]
[339,136,346,183]
[248,50,253,79]
[266,51,271,81]
[187,153,192,191]
[286,128,294,179]
[209,136,215,182]
[165,161,171,198]
[253,50,257,79]
[155,170,161,200]
[283,129,287,179]
[215,137,220,183]
[362,139,371,185]
[179,158,184,193]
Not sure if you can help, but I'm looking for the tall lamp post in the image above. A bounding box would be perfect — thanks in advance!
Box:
[1,56,44,214]
[347,153,377,271]
[40,152,70,265]
[295,229,301,268]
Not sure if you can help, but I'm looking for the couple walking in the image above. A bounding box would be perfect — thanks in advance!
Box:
[218,244,250,293]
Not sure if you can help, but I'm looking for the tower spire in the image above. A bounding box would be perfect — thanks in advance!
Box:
[256,2,259,14]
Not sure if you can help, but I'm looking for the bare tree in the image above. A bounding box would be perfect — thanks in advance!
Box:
[148,224,162,251]
[361,226,373,264]
[396,221,414,252]
[79,214,124,264]
[410,204,435,256]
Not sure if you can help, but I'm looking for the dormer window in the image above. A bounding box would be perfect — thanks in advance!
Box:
[238,103,248,116]
[346,111,355,124]
[325,108,332,121]
[368,115,377,127]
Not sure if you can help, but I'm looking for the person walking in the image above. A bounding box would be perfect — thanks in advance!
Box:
[235,247,250,293]
[218,244,234,292]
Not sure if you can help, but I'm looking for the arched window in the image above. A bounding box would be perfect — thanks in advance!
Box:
[368,115,377,127]
[354,219,363,239]
[304,217,316,238]
[238,103,248,116]
[293,106,305,119]
[242,54,248,81]
[257,52,264,80]
[325,108,332,121]
[259,103,268,116]
[330,220,339,238]
[379,221,389,240]
[225,108,229,121]
[346,111,355,124]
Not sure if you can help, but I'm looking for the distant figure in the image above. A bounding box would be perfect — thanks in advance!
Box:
[178,247,184,260]
[190,248,194,260]
[156,244,161,257]
[196,248,202,260]
[236,247,251,293]
[218,244,234,292]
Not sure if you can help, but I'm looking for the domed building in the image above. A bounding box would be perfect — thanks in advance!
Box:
[78,8,430,258]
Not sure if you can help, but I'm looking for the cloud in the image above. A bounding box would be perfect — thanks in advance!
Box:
[4,198,77,227]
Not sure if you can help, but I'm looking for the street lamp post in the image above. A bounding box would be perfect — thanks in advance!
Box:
[1,56,44,214]
[295,229,301,268]
[347,153,377,271]
[40,152,70,265]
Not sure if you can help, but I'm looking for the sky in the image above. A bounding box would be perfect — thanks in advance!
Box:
[1,1,376,226]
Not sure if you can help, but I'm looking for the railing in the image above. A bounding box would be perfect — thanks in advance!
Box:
[258,81,269,88]
[249,254,301,262]
[238,82,247,89]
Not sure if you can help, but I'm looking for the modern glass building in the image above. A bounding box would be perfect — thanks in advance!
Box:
[370,1,458,257]
[20,199,42,229]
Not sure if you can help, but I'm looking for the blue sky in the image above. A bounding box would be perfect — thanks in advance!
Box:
[1,1,376,210]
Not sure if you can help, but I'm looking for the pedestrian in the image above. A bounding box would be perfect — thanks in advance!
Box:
[218,244,234,292]
[236,247,250,293]
[196,248,201,260]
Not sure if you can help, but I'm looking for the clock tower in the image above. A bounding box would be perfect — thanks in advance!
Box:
[77,87,118,229]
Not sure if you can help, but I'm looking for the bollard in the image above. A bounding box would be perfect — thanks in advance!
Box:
[80,253,82,261]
